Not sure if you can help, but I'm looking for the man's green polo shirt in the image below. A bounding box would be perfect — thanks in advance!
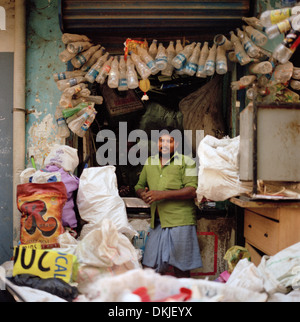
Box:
[134,152,198,229]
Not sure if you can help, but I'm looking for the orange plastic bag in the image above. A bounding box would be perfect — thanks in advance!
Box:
[17,182,67,248]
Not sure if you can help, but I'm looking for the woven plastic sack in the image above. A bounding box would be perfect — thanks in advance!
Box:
[76,166,136,239]
[44,144,79,174]
[17,182,67,247]
[197,135,252,202]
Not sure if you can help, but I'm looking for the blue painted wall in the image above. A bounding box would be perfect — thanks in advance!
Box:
[25,0,65,170]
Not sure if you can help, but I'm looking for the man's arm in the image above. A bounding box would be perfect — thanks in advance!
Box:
[143,186,196,204]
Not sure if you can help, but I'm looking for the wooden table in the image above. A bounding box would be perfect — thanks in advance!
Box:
[230,197,300,266]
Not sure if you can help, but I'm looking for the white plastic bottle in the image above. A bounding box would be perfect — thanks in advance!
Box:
[149,39,158,59]
[242,16,265,32]
[85,52,109,83]
[172,42,196,69]
[126,56,139,89]
[130,52,152,80]
[68,106,94,135]
[243,25,268,47]
[55,106,70,138]
[118,56,128,91]
[213,34,233,51]
[204,44,217,76]
[137,45,159,75]
[61,33,90,44]
[75,112,97,137]
[71,45,101,69]
[53,70,85,82]
[231,75,257,90]
[107,56,119,89]
[260,6,300,27]
[96,56,114,84]
[67,41,92,54]
[59,49,77,63]
[196,42,209,78]
[249,61,273,74]
[56,76,86,91]
[272,29,300,63]
[230,31,251,66]
[175,39,183,55]
[161,41,176,77]
[216,45,228,75]
[265,17,294,39]
[184,42,201,76]
[155,43,168,71]
[81,47,105,72]
[236,28,259,58]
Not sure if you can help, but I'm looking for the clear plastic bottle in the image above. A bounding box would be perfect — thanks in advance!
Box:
[243,25,268,47]
[292,66,300,79]
[213,34,233,51]
[71,45,101,69]
[148,39,158,59]
[59,49,77,63]
[230,31,251,66]
[273,61,294,83]
[59,93,73,108]
[260,6,300,27]
[290,79,300,90]
[216,45,228,75]
[107,56,119,89]
[161,41,176,77]
[67,41,92,54]
[56,76,86,91]
[242,16,265,32]
[64,83,88,97]
[246,83,258,101]
[81,47,105,72]
[75,112,97,137]
[61,33,90,44]
[96,56,114,84]
[236,28,259,58]
[184,42,201,76]
[272,29,300,64]
[137,45,159,75]
[55,106,70,138]
[85,52,109,83]
[130,52,152,80]
[227,51,239,63]
[231,75,257,90]
[155,43,168,71]
[249,61,273,74]
[265,17,294,39]
[172,42,196,69]
[53,70,85,82]
[72,95,103,106]
[118,56,128,91]
[175,39,183,55]
[204,44,217,76]
[196,42,209,78]
[68,106,95,135]
[126,56,139,89]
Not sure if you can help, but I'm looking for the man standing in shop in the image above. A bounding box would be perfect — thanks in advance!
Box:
[135,127,202,278]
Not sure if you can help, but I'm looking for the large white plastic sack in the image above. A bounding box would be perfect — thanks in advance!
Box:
[77,166,136,238]
[75,218,139,268]
[75,267,267,302]
[44,144,79,174]
[226,258,265,293]
[258,242,300,295]
[197,135,252,201]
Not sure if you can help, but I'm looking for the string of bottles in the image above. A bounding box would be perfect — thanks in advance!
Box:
[53,4,300,139]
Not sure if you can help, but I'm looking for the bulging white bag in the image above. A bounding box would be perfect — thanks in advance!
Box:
[44,144,79,173]
[77,166,136,239]
[197,135,252,202]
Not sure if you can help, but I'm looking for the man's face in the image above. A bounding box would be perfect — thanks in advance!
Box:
[158,134,178,157]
